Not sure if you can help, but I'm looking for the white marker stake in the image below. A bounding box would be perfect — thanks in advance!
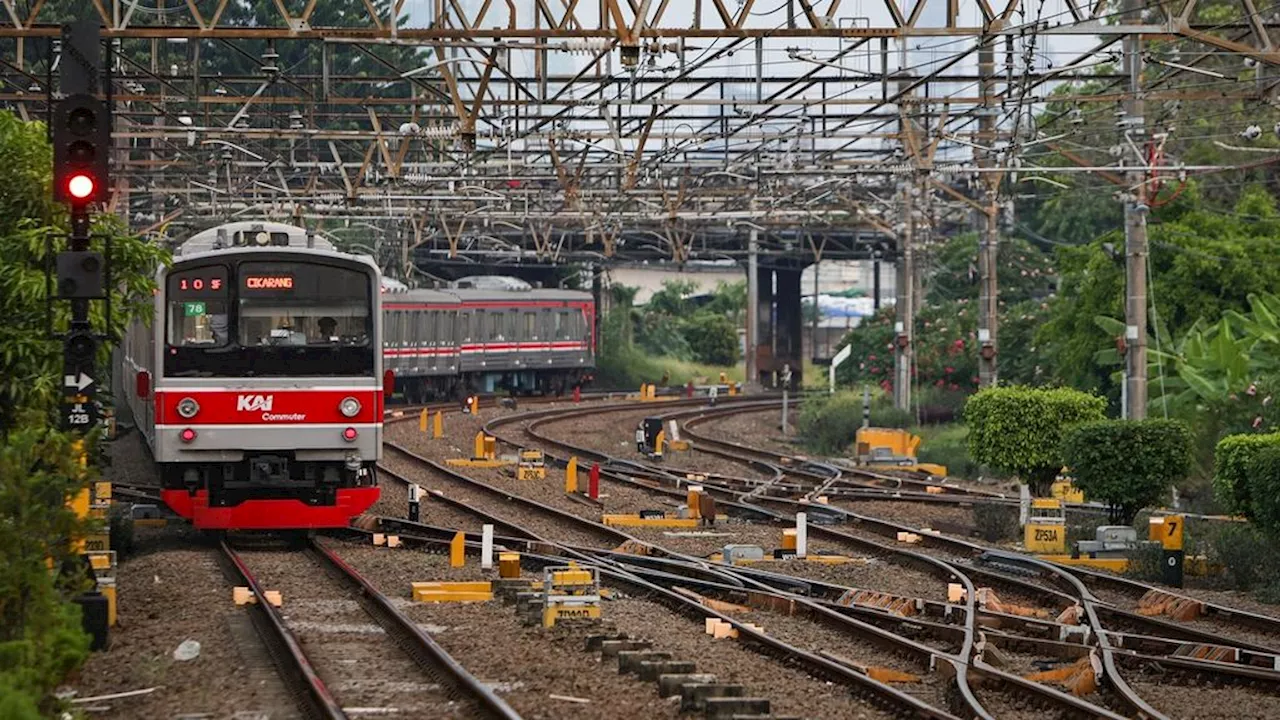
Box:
[796,512,808,558]
[481,525,494,569]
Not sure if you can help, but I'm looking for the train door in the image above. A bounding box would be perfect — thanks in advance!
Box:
[425,309,440,373]
[454,309,466,371]
[385,308,401,376]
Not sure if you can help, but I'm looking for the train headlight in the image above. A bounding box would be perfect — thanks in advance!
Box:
[339,397,361,418]
[177,397,200,419]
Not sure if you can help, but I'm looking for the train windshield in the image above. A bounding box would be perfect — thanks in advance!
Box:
[238,262,370,347]
[164,259,375,377]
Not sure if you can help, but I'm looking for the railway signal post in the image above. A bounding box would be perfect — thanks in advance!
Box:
[49,20,114,651]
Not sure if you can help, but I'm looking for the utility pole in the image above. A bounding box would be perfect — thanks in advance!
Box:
[746,217,759,389]
[894,180,914,412]
[1122,0,1148,420]
[892,38,915,412]
[977,28,1000,387]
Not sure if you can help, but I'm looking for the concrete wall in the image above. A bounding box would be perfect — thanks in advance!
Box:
[608,260,896,305]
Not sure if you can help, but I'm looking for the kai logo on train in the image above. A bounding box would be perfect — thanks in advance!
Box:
[236,394,274,412]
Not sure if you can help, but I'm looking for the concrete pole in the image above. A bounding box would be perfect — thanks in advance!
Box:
[894,182,914,412]
[1123,0,1148,420]
[977,31,1000,388]
[746,223,759,388]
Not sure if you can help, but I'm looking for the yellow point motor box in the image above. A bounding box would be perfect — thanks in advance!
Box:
[1025,498,1066,554]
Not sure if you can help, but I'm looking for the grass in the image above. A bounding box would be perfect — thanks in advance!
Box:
[913,422,980,480]
[597,348,745,389]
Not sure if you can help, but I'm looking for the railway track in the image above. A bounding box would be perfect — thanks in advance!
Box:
[383,410,1155,719]
[452,397,1280,718]
[218,535,519,720]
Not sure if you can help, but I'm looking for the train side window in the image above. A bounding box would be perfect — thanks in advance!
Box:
[555,311,568,340]
[525,311,537,339]
[490,312,504,340]
[459,311,471,342]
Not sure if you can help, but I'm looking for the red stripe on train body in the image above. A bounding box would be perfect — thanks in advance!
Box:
[154,388,383,425]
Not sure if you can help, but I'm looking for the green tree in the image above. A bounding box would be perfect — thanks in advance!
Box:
[703,280,747,325]
[1062,419,1192,524]
[927,233,1055,306]
[0,112,169,430]
[964,386,1106,495]
[1036,187,1280,396]
[0,110,165,713]
[684,314,739,366]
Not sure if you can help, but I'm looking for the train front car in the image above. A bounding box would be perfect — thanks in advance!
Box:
[148,224,382,530]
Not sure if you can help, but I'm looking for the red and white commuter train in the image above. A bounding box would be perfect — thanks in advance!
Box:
[118,221,595,530]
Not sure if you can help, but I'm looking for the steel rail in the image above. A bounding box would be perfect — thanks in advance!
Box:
[493,399,1280,712]
[376,442,968,718]
[217,540,348,720]
[307,540,523,720]
[481,403,1154,719]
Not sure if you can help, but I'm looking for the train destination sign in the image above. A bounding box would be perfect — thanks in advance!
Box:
[244,275,294,290]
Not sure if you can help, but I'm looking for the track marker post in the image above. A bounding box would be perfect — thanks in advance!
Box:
[796,512,808,558]
[565,456,579,493]
[481,525,494,569]
[1150,515,1185,588]
[407,484,422,523]
[419,409,428,432]
[450,532,466,568]
[432,410,443,438]
[588,463,600,499]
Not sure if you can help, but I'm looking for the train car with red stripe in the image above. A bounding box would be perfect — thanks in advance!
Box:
[118,221,383,530]
[383,276,595,402]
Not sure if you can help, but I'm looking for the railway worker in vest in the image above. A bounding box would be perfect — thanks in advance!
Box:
[698,492,717,526]
[317,316,338,342]
[635,423,646,454]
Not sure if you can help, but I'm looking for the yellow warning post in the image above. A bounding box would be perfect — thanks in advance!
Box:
[432,410,443,438]
[419,408,428,432]
[450,531,466,568]
[565,456,579,493]
[1150,515,1185,551]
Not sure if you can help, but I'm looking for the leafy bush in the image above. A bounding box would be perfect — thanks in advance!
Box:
[1062,419,1192,524]
[1205,523,1277,591]
[797,393,863,455]
[683,313,739,366]
[964,386,1106,495]
[1213,431,1280,518]
[0,421,94,715]
[1123,543,1165,584]
[1246,445,1280,538]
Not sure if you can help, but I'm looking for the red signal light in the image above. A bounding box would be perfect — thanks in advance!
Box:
[67,173,95,200]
